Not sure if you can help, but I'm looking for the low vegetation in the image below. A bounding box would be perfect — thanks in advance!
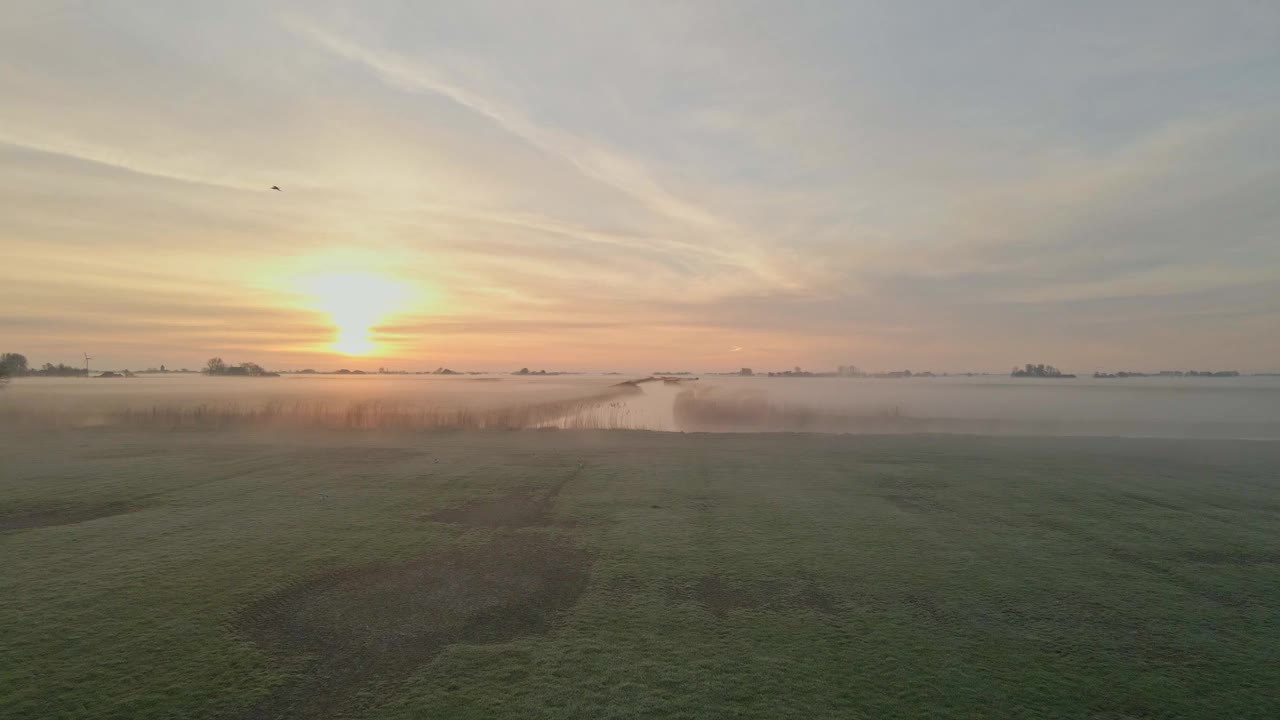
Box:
[2,428,1278,718]
[107,395,630,430]
[1,391,638,431]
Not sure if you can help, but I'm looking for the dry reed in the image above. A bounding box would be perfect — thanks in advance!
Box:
[1,387,641,431]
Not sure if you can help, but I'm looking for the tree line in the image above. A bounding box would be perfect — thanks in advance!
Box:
[0,353,280,379]
[203,357,279,377]
[1010,363,1076,378]
[1,353,87,377]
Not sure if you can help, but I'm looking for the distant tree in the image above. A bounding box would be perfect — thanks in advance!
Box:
[205,357,227,375]
[739,368,754,376]
[1,353,29,376]
[36,362,84,377]
[1012,363,1071,378]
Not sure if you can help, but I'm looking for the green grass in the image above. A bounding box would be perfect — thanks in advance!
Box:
[2,428,1278,719]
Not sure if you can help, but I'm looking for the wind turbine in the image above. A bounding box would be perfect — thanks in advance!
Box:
[84,352,92,377]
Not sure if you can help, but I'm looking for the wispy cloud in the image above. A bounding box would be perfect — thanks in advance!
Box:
[289,20,767,261]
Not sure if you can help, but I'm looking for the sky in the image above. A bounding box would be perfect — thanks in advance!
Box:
[2,1,1279,373]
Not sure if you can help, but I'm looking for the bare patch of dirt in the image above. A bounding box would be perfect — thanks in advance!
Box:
[237,533,591,720]
[0,501,140,530]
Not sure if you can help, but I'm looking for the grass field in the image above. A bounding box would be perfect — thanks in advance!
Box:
[2,427,1279,719]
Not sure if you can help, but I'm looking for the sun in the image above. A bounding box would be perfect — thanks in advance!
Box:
[331,328,376,357]
[299,271,411,357]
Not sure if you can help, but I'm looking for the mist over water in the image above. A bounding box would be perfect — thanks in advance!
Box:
[568,375,1280,439]
[5,374,1280,439]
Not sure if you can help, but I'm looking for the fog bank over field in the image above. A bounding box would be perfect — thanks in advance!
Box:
[661,376,1280,439]
[4,374,1279,439]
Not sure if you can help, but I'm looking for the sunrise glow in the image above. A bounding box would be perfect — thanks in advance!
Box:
[2,3,1277,373]
[299,271,412,357]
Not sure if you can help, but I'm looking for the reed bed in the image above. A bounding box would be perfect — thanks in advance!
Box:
[549,400,644,430]
[2,387,640,431]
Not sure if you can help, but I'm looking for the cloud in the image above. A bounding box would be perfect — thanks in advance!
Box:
[289,20,768,259]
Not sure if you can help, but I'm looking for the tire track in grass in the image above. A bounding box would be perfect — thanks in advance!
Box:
[234,460,592,719]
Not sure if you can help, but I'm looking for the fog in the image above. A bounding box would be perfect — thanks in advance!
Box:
[4,374,1279,439]
[659,376,1280,439]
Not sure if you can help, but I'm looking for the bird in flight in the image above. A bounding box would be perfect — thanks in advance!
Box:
[270,185,281,191]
